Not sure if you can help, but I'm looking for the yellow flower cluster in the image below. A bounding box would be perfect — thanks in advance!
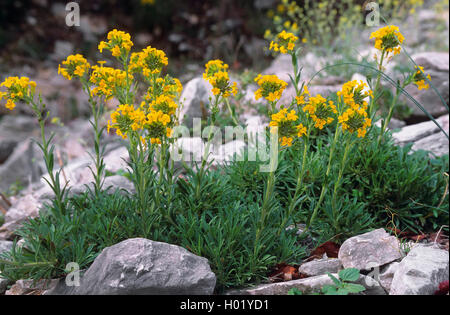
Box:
[303,94,337,129]
[146,76,182,101]
[130,46,168,76]
[337,80,372,110]
[254,74,288,102]
[203,60,237,98]
[370,25,404,55]
[58,54,91,80]
[338,107,372,138]
[144,110,172,144]
[98,29,134,58]
[295,85,310,106]
[145,94,178,116]
[269,30,298,54]
[0,76,36,110]
[203,60,229,80]
[269,108,306,147]
[209,71,238,98]
[413,66,431,90]
[108,104,145,139]
[89,65,133,99]
[337,81,372,138]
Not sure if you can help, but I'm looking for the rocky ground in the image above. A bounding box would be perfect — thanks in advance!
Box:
[0,8,449,295]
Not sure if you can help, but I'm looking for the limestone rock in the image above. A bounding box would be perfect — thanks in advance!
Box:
[46,238,216,295]
[338,229,402,270]
[390,245,449,295]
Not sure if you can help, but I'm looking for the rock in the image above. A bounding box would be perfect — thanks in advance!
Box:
[401,52,449,119]
[390,245,449,295]
[412,131,449,157]
[379,262,400,293]
[229,274,386,295]
[0,194,42,239]
[5,279,57,295]
[171,137,205,163]
[263,54,292,83]
[0,139,43,192]
[103,146,129,174]
[213,140,246,163]
[0,277,10,294]
[0,240,13,254]
[46,238,216,295]
[298,258,342,277]
[338,228,402,270]
[179,77,213,129]
[0,140,17,164]
[393,114,449,157]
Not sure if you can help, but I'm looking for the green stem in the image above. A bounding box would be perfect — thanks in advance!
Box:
[277,132,309,236]
[378,84,403,145]
[224,97,239,126]
[331,137,353,228]
[369,49,386,118]
[299,126,341,238]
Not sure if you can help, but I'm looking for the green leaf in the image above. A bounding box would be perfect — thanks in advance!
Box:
[327,273,342,286]
[288,288,303,295]
[322,285,338,295]
[344,283,366,294]
[338,268,360,282]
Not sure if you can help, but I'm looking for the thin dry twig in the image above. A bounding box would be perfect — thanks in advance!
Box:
[0,192,12,207]
[56,148,68,184]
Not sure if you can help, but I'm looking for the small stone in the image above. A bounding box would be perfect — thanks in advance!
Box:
[338,228,402,270]
[228,274,386,295]
[298,258,342,277]
[5,279,58,295]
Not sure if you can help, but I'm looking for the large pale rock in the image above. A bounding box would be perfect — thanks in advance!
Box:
[338,229,402,270]
[393,115,448,144]
[401,52,449,118]
[103,146,129,173]
[179,77,213,129]
[0,195,42,239]
[229,274,386,295]
[390,245,449,295]
[379,262,400,293]
[298,258,342,277]
[412,132,449,157]
[393,114,449,157]
[46,238,216,295]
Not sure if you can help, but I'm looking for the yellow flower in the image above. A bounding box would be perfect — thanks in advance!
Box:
[206,70,238,98]
[203,60,229,81]
[98,29,134,59]
[90,66,133,100]
[107,104,144,139]
[254,74,288,102]
[413,66,431,90]
[269,30,298,55]
[269,108,306,146]
[303,94,337,129]
[337,80,372,110]
[129,46,168,76]
[58,54,91,80]
[370,25,404,55]
[338,107,371,138]
[0,76,37,111]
